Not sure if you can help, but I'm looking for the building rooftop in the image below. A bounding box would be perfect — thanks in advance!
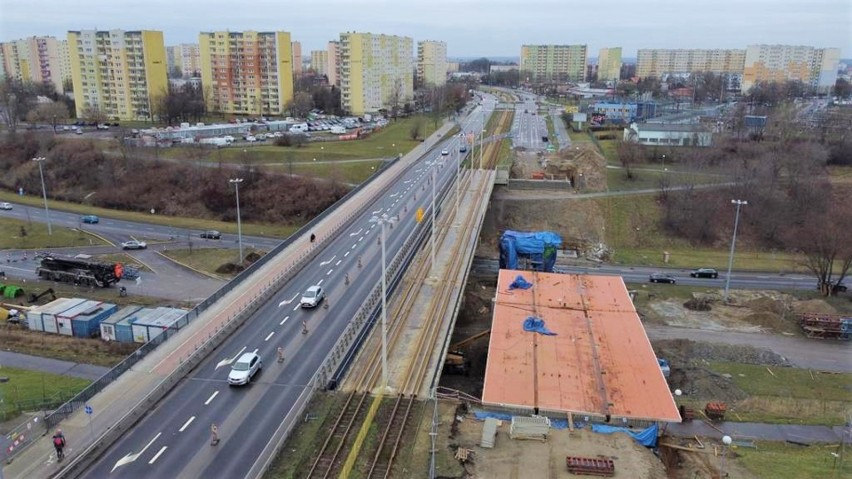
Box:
[482,269,680,422]
[632,122,710,133]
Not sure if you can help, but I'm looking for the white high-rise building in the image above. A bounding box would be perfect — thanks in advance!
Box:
[742,44,840,94]
[417,40,448,87]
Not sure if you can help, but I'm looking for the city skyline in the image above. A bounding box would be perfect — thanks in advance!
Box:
[1,0,849,58]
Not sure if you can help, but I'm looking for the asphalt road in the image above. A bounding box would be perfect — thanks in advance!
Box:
[79,99,496,478]
[471,258,820,291]
[511,95,548,150]
[0,350,109,380]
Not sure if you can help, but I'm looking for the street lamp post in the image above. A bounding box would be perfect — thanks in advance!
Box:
[32,157,52,235]
[478,129,484,170]
[426,159,438,270]
[724,199,748,302]
[229,178,244,265]
[370,213,395,391]
[455,144,461,219]
[720,435,732,478]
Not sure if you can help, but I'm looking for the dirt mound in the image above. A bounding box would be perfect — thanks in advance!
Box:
[791,299,838,315]
[215,263,243,274]
[741,311,798,334]
[653,339,790,367]
[668,366,748,402]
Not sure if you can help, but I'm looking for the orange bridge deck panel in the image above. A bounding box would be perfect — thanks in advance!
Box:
[481,269,681,422]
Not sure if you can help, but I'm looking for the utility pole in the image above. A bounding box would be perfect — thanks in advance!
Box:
[229,178,244,265]
[32,157,52,235]
[370,213,395,391]
[724,199,748,302]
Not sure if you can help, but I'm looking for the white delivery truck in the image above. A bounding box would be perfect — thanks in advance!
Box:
[289,122,309,133]
[200,137,228,148]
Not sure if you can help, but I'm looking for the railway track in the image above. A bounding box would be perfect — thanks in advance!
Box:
[305,391,370,479]
[365,394,416,479]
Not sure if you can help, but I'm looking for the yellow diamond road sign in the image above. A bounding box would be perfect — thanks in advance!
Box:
[416,207,425,223]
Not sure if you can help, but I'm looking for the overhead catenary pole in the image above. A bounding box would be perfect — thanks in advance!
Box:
[370,213,395,391]
[724,199,747,302]
[229,178,244,265]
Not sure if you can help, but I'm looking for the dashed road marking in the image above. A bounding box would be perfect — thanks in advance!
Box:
[265,331,275,341]
[204,391,219,405]
[336,259,342,266]
[327,269,333,276]
[280,315,289,326]
[179,416,195,432]
[149,446,167,464]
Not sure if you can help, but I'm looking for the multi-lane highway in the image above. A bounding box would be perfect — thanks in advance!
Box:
[78,98,496,478]
[511,94,549,150]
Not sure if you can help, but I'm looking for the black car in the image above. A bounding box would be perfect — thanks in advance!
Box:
[649,273,676,284]
[690,268,719,278]
[200,230,221,239]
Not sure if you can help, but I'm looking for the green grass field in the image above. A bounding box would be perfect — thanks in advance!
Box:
[0,367,91,420]
[0,216,107,250]
[269,159,386,184]
[735,441,851,479]
[160,247,265,277]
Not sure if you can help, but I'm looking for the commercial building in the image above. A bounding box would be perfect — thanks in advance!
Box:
[482,270,680,424]
[339,32,413,115]
[327,41,340,86]
[589,101,656,124]
[311,50,328,76]
[742,44,840,94]
[292,41,302,76]
[166,43,201,77]
[67,29,168,121]
[520,44,587,82]
[417,40,448,87]
[0,36,71,93]
[199,30,294,116]
[597,47,622,83]
[623,122,713,147]
[636,49,745,79]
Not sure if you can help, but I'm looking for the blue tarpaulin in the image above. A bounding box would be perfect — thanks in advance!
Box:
[523,316,556,336]
[473,410,569,430]
[591,423,659,447]
[499,230,562,272]
[509,275,533,290]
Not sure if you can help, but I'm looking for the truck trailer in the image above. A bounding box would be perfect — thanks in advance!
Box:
[36,255,123,287]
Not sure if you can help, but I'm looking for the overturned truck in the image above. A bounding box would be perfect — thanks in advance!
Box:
[36,255,123,287]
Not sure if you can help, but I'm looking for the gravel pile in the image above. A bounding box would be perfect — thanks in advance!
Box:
[652,339,791,367]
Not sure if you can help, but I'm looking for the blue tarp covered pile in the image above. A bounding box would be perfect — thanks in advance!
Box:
[591,423,659,447]
[523,316,556,335]
[508,275,533,290]
[499,230,562,272]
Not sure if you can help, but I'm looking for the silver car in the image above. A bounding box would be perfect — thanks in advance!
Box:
[228,352,262,386]
[300,285,325,308]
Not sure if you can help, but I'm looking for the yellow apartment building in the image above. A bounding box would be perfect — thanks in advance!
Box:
[339,32,413,115]
[417,40,448,87]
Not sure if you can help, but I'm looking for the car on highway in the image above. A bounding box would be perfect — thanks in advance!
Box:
[300,285,325,308]
[80,215,99,224]
[228,352,262,386]
[649,272,676,284]
[121,240,147,250]
[200,230,221,239]
[459,145,467,153]
[690,268,719,278]
[441,149,449,156]
[0,202,12,210]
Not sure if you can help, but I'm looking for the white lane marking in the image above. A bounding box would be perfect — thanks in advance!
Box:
[359,236,365,242]
[252,348,259,354]
[111,432,161,472]
[204,391,219,405]
[293,304,300,311]
[336,259,342,266]
[390,192,399,198]
[372,208,383,214]
[265,331,275,341]
[349,228,363,237]
[327,269,333,276]
[179,416,195,432]
[344,251,350,257]
[279,315,290,325]
[215,346,247,370]
[370,224,376,230]
[320,255,336,266]
[278,293,298,307]
[351,244,357,249]
[317,279,324,285]
[149,446,167,464]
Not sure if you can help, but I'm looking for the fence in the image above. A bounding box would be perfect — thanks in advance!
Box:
[3,155,400,463]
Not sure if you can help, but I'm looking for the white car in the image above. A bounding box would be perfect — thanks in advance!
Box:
[228,352,262,386]
[300,285,325,308]
[0,202,12,210]
[245,136,257,142]
[121,240,147,250]
[441,149,449,156]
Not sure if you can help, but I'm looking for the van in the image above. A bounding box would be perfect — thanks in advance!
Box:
[289,122,308,133]
[330,126,346,134]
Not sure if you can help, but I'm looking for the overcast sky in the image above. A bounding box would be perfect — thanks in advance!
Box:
[1,0,849,58]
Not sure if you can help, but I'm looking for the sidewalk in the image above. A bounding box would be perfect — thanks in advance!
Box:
[0,351,108,381]
[666,420,842,444]
[2,122,456,479]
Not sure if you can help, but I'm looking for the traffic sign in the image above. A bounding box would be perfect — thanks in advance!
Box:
[84,405,93,415]
[415,208,424,223]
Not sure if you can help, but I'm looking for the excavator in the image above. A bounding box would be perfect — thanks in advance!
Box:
[443,329,490,375]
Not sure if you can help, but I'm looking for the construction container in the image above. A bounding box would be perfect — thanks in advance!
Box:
[99,306,144,342]
[70,302,117,338]
[704,402,727,420]
[27,298,85,334]
[56,300,100,336]
[131,307,186,343]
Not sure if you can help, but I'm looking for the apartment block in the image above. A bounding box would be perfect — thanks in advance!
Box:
[199,30,294,116]
[327,41,340,86]
[0,36,71,93]
[167,44,202,77]
[597,47,622,83]
[292,41,302,76]
[742,44,840,93]
[636,49,745,78]
[520,44,587,82]
[67,29,168,121]
[339,32,413,115]
[311,50,328,76]
[417,40,448,87]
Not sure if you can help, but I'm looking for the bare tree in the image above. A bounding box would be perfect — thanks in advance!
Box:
[25,101,70,127]
[409,117,423,140]
[285,92,313,118]
[787,203,852,296]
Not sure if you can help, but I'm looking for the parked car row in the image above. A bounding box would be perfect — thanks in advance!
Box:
[649,268,721,284]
